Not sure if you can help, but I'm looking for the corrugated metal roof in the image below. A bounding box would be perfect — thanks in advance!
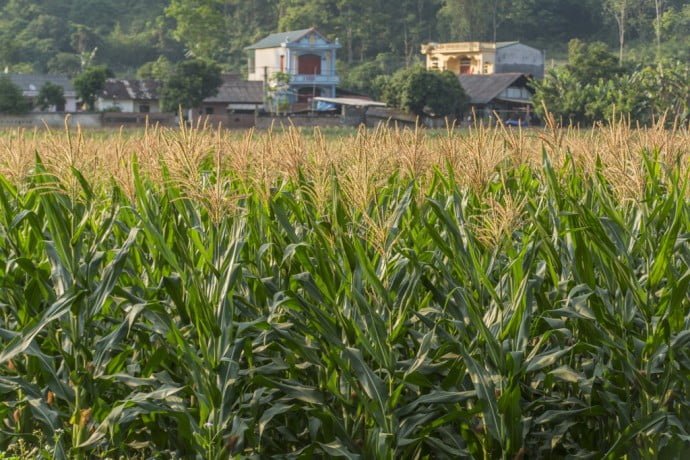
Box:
[5,74,76,95]
[245,28,315,50]
[314,97,385,107]
[99,79,160,101]
[458,73,528,105]
[204,74,264,104]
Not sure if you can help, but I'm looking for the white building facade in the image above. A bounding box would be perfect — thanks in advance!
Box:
[246,28,341,105]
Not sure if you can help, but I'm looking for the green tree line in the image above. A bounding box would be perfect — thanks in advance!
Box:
[1,0,688,77]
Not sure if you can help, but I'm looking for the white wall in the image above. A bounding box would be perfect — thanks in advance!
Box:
[497,44,543,66]
[96,98,135,112]
[249,48,283,81]
[94,99,160,113]
[65,97,77,113]
[496,44,544,77]
[0,113,102,128]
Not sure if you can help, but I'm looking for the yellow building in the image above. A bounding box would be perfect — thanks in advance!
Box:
[421,41,544,79]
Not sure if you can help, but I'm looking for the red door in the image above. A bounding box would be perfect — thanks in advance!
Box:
[298,54,321,75]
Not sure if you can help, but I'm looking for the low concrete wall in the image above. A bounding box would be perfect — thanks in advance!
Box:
[191,113,256,129]
[255,115,343,130]
[0,112,354,130]
[102,112,175,127]
[0,113,102,128]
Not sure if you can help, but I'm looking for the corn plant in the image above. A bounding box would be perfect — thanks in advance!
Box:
[1,125,689,458]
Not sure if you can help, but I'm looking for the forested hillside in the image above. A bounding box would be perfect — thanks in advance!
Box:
[0,0,688,80]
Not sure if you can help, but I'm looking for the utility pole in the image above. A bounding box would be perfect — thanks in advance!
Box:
[654,0,662,64]
[263,66,269,112]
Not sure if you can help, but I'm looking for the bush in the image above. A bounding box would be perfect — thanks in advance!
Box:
[74,66,112,111]
[380,66,468,118]
[160,59,222,113]
[0,76,30,115]
[37,82,66,111]
[533,40,689,126]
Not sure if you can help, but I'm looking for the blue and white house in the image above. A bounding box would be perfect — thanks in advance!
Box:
[246,28,341,105]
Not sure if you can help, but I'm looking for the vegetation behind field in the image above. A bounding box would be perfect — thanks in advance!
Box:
[1,123,690,458]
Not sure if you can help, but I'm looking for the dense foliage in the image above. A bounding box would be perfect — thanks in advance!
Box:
[0,125,690,458]
[36,82,67,112]
[533,39,689,125]
[159,58,222,113]
[0,0,688,79]
[379,66,469,118]
[73,66,112,111]
[0,76,30,114]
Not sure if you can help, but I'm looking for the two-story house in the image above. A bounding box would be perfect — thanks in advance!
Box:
[421,41,544,79]
[246,28,340,105]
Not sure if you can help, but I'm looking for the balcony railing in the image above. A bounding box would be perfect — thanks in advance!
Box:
[425,42,493,54]
[290,74,340,85]
[285,42,341,50]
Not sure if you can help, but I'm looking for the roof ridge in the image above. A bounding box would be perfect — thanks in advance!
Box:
[245,27,329,50]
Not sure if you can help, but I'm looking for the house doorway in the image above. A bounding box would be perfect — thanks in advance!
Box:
[447,56,473,75]
[297,87,321,103]
[298,54,321,75]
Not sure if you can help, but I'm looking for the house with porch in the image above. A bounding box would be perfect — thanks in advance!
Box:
[421,41,544,79]
[246,28,340,108]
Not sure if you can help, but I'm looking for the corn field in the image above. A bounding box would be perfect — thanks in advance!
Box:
[1,120,690,459]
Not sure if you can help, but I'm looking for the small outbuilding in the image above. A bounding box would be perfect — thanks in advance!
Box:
[458,73,535,123]
[96,79,161,113]
[198,74,264,116]
[313,96,386,125]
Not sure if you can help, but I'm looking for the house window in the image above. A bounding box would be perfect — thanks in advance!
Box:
[505,87,529,100]
[205,107,214,115]
[248,51,256,74]
[460,58,472,74]
[430,57,439,70]
[139,104,150,113]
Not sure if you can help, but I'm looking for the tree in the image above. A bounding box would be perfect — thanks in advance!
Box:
[339,52,403,98]
[165,0,228,61]
[565,39,623,85]
[160,58,222,113]
[380,66,468,118]
[0,76,30,114]
[636,61,689,125]
[47,53,82,77]
[654,0,664,60]
[37,82,66,111]
[438,0,494,41]
[605,0,630,64]
[73,65,111,111]
[531,42,687,126]
[137,56,174,80]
